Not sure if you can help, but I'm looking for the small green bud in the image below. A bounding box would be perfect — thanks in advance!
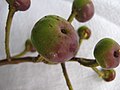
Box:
[102,69,116,82]
[77,26,91,39]
[25,39,36,52]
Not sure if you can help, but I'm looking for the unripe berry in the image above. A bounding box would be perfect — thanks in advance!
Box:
[94,38,120,69]
[31,15,79,63]
[77,26,91,39]
[25,39,36,52]
[6,0,31,11]
[72,0,94,22]
[102,69,116,82]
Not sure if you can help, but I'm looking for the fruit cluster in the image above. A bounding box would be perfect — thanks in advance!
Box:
[1,0,120,90]
[31,0,120,82]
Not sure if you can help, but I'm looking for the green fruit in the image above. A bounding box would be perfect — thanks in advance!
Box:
[77,26,91,39]
[31,15,79,63]
[102,69,116,82]
[94,38,120,69]
[72,0,94,22]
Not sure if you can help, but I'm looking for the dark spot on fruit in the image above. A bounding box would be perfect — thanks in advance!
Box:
[114,50,120,58]
[57,16,59,18]
[61,29,68,34]
[56,18,60,21]
[49,24,53,27]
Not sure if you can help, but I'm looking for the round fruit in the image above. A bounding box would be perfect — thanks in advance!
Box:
[102,69,116,82]
[6,0,31,11]
[72,0,94,22]
[94,38,120,69]
[31,15,79,63]
[77,26,91,39]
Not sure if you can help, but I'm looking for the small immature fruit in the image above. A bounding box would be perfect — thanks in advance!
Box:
[31,15,79,63]
[77,26,91,39]
[102,69,116,82]
[94,38,120,69]
[6,0,31,11]
[72,0,94,22]
[25,39,36,52]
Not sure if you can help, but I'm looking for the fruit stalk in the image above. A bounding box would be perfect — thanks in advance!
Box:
[13,49,28,58]
[91,67,104,77]
[67,11,76,23]
[13,39,36,58]
[70,57,99,67]
[60,10,78,90]
[5,6,16,61]
[61,63,73,90]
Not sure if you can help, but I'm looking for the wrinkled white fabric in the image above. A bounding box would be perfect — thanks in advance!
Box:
[0,0,120,90]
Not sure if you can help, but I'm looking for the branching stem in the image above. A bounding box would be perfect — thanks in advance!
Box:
[0,56,98,67]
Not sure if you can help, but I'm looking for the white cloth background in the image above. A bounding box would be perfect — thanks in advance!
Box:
[0,0,120,90]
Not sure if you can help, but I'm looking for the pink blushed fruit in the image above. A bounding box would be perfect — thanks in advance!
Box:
[94,38,120,69]
[6,0,31,11]
[31,15,79,63]
[72,0,94,22]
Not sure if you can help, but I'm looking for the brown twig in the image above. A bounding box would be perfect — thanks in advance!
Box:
[0,56,98,67]
[0,57,38,66]
[70,57,98,67]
